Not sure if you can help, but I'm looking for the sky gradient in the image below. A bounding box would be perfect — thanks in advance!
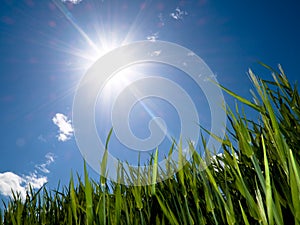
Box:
[0,0,299,201]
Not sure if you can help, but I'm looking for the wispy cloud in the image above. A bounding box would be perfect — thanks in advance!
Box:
[147,32,159,42]
[61,0,82,4]
[0,172,47,199]
[24,173,47,189]
[0,152,55,199]
[52,113,74,142]
[35,153,56,174]
[170,7,188,20]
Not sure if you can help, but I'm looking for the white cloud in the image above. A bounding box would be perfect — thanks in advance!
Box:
[147,32,159,42]
[52,113,74,142]
[45,152,55,163]
[0,172,25,198]
[0,172,47,199]
[0,153,54,200]
[24,173,47,189]
[170,7,188,20]
[35,153,56,174]
[62,0,82,4]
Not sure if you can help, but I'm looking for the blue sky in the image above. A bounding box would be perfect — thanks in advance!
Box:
[0,0,299,200]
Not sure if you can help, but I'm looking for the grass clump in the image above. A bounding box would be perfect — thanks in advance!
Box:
[1,64,299,224]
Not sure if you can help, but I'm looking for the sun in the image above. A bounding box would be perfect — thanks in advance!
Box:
[52,0,135,71]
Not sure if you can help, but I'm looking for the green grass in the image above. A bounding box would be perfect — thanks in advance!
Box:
[1,64,299,224]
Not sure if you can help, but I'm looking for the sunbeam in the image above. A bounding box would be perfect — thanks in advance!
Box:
[52,0,100,54]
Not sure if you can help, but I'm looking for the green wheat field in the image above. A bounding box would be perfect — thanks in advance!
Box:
[1,64,299,225]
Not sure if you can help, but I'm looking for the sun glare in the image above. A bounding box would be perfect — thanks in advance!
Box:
[52,0,134,71]
[97,65,150,107]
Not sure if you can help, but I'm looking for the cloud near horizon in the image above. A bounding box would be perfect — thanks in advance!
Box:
[0,152,56,199]
[0,172,47,199]
[52,113,74,142]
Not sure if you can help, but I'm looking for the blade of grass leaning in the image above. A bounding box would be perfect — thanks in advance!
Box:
[250,70,289,173]
[69,173,78,225]
[262,135,274,225]
[84,161,94,225]
[113,163,122,225]
[101,128,112,186]
[239,201,250,225]
[288,149,300,223]
[177,139,187,197]
[255,182,268,225]
[151,148,158,195]
[216,79,261,112]
[155,190,179,225]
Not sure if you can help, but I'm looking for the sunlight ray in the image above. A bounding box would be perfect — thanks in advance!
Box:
[123,0,153,44]
[52,0,100,54]
[127,82,175,144]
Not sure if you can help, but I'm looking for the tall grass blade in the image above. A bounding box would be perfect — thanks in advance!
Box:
[84,162,94,225]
